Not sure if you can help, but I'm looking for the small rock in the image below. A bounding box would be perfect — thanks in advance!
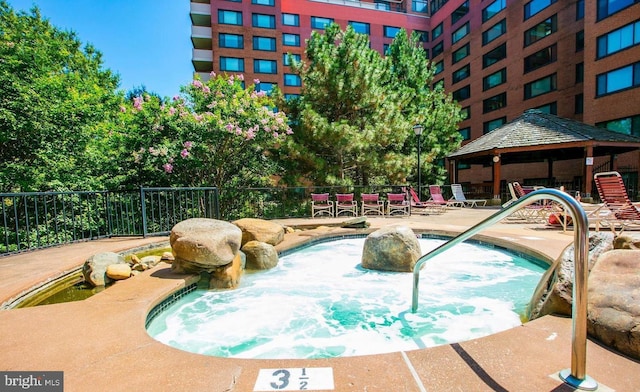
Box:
[106,264,132,280]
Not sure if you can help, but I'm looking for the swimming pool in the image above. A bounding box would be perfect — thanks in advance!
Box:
[146,236,547,359]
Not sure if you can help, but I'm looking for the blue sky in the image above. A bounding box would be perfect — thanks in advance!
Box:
[7,0,193,98]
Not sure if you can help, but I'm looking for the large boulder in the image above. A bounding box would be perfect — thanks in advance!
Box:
[528,231,614,319]
[233,218,284,246]
[82,252,126,287]
[361,225,421,272]
[587,249,640,360]
[209,252,244,289]
[242,240,279,270]
[170,218,242,274]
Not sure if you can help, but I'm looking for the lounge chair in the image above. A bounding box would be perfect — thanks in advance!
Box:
[335,193,358,217]
[360,193,385,216]
[406,186,446,214]
[450,184,487,208]
[311,193,334,217]
[504,182,559,223]
[428,185,464,208]
[386,192,410,216]
[593,171,640,234]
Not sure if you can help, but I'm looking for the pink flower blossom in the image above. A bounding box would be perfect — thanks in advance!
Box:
[253,78,260,85]
[246,129,256,140]
[163,163,173,173]
[209,71,216,77]
[183,141,193,149]
[286,128,294,135]
[237,74,244,81]
[133,96,143,111]
[272,132,279,138]
[119,105,126,113]
[192,80,203,88]
[172,95,180,101]
[169,107,176,115]
[181,149,190,158]
[203,86,210,93]
[225,123,235,132]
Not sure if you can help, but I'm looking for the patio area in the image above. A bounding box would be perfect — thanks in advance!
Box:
[0,208,638,391]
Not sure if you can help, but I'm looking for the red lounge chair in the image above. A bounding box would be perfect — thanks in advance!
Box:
[311,193,334,217]
[593,171,640,234]
[335,193,358,217]
[408,187,446,214]
[428,185,464,208]
[360,193,385,216]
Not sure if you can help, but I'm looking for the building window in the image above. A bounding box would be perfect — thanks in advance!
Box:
[283,53,301,66]
[452,22,470,44]
[575,94,584,114]
[375,1,391,11]
[535,101,557,114]
[452,1,469,24]
[482,19,506,46]
[257,82,276,94]
[597,0,640,21]
[483,43,506,68]
[483,68,507,90]
[431,0,449,14]
[597,115,640,136]
[576,30,584,51]
[524,44,557,73]
[415,30,429,43]
[434,60,444,75]
[412,0,428,13]
[253,36,276,51]
[282,13,299,26]
[432,22,443,40]
[524,0,557,20]
[311,16,333,30]
[524,73,557,99]
[252,0,274,5]
[483,117,506,134]
[284,93,300,100]
[219,33,244,49]
[452,64,470,84]
[597,20,640,59]
[254,59,277,74]
[284,74,301,86]
[220,57,244,72]
[483,92,507,113]
[384,26,401,38]
[218,10,243,25]
[432,41,444,57]
[452,43,470,64]
[576,0,584,19]
[459,127,471,140]
[596,62,640,96]
[283,33,300,47]
[252,13,276,29]
[524,15,557,47]
[576,62,584,83]
[482,0,506,23]
[349,21,370,34]
[452,85,471,101]
[460,106,470,120]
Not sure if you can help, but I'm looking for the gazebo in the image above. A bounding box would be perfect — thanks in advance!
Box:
[447,110,640,200]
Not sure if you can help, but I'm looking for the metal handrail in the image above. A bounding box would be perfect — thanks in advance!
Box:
[411,188,598,390]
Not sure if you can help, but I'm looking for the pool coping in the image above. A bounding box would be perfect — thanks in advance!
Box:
[1,212,639,391]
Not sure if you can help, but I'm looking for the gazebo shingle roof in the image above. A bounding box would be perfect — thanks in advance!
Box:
[448,110,640,158]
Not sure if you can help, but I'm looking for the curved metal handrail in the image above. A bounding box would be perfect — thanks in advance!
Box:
[411,188,597,390]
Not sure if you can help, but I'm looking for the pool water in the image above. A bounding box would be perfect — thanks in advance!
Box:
[146,237,547,359]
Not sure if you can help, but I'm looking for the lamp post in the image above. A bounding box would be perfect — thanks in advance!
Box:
[413,124,424,200]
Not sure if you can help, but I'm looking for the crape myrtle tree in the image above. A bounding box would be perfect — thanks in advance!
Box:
[273,23,462,187]
[112,73,293,215]
[0,1,121,192]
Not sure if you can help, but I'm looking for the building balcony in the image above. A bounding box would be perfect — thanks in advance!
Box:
[191,26,212,50]
[310,0,407,13]
[190,2,211,27]
[192,49,213,73]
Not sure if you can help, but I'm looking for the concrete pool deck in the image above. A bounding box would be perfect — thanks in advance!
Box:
[0,208,639,391]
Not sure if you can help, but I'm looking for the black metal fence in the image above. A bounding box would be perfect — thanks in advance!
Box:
[1,188,219,256]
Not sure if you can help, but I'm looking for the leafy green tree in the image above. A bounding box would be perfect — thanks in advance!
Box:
[0,1,121,192]
[274,24,462,187]
[112,73,292,190]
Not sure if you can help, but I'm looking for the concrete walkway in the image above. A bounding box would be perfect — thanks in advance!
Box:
[0,208,638,391]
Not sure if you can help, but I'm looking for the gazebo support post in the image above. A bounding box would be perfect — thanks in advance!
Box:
[584,146,593,199]
[492,155,501,202]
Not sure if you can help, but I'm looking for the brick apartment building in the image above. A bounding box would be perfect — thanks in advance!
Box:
[190,0,640,199]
